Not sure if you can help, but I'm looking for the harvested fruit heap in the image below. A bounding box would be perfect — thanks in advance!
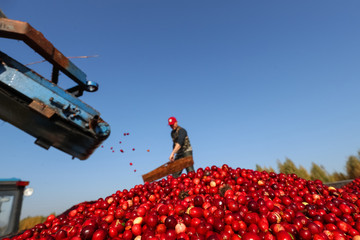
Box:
[7,165,360,240]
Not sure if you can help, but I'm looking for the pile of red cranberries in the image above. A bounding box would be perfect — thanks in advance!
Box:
[7,165,360,240]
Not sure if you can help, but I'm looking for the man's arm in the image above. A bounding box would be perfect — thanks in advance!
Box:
[169,143,181,161]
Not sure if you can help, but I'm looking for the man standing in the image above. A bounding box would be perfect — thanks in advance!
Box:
[168,116,195,178]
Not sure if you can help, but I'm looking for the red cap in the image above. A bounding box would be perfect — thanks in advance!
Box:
[168,117,177,125]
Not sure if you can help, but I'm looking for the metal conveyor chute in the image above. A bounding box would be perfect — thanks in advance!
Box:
[0,13,110,160]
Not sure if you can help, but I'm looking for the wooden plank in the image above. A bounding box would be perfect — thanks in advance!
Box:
[142,156,194,182]
[29,100,56,118]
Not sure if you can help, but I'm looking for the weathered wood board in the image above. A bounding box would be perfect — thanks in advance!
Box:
[142,156,194,182]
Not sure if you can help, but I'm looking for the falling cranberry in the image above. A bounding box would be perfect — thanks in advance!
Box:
[147,149,150,152]
[130,163,133,166]
[119,141,122,144]
[134,169,136,172]
[120,149,124,153]
[132,148,135,151]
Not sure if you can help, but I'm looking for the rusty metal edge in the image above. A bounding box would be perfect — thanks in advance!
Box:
[0,18,87,87]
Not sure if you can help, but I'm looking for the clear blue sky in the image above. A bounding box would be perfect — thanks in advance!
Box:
[1,1,360,219]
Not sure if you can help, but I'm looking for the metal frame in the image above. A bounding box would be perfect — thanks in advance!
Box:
[0,12,110,160]
[0,17,96,97]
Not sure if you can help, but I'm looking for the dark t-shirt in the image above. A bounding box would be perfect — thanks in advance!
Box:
[171,126,192,155]
[171,127,187,147]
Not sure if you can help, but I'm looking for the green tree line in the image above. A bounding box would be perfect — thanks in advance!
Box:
[256,152,360,183]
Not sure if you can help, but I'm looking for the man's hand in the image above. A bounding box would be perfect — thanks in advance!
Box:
[169,153,175,162]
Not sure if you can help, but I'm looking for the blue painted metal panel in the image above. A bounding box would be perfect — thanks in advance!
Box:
[0,65,94,129]
[0,52,110,159]
[66,60,88,86]
[0,178,21,182]
[0,51,98,118]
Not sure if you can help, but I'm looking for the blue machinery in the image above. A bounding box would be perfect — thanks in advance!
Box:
[0,13,110,160]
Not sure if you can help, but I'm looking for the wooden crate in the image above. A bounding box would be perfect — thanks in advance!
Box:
[142,156,194,182]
